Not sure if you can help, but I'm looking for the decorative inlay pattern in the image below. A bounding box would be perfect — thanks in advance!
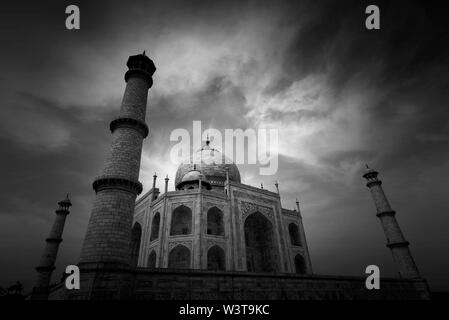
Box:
[233,190,276,206]
[168,239,193,252]
[171,202,194,211]
[240,200,274,223]
[147,242,159,252]
[134,210,145,219]
[206,202,225,212]
[204,238,226,251]
[282,210,301,218]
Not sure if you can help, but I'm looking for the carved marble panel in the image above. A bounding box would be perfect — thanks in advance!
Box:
[168,239,193,252]
[240,200,275,223]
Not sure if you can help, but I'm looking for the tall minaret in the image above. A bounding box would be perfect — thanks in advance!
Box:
[31,195,72,300]
[363,165,421,279]
[79,52,155,269]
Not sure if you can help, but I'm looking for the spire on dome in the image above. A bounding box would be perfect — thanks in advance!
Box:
[364,164,377,174]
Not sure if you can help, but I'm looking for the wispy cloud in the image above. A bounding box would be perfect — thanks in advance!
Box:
[0,0,448,291]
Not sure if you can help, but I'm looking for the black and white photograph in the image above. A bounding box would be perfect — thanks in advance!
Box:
[0,0,448,312]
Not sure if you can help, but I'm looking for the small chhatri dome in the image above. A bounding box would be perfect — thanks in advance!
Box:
[176,165,211,190]
[175,140,241,189]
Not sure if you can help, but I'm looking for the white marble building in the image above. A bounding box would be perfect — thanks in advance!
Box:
[131,139,313,274]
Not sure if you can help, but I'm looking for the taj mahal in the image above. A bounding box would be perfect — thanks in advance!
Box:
[131,137,311,275]
[30,52,430,300]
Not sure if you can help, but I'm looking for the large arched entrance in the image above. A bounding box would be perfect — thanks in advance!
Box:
[244,212,278,273]
[130,222,142,267]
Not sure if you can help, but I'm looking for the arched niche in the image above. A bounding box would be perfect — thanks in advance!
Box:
[168,244,191,269]
[170,205,192,235]
[288,223,302,246]
[207,245,225,271]
[130,222,142,267]
[294,254,307,274]
[150,212,160,241]
[207,207,224,236]
[147,250,156,268]
[244,212,278,273]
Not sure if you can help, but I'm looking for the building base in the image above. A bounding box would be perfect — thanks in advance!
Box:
[47,267,431,300]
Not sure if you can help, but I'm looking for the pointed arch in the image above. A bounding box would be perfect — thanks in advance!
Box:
[207,245,225,271]
[288,223,302,246]
[207,207,224,236]
[294,254,307,274]
[168,245,191,269]
[147,250,156,268]
[130,222,142,267]
[150,212,160,241]
[170,205,192,235]
[244,212,278,273]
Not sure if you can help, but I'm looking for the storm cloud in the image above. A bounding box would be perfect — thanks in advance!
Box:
[0,0,448,291]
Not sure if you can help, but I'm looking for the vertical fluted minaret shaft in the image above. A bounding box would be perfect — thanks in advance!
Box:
[79,52,156,268]
[31,195,72,300]
[363,166,420,279]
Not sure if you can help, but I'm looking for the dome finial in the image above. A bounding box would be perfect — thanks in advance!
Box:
[364,163,376,173]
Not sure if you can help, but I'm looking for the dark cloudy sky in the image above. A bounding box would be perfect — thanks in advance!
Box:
[0,0,448,292]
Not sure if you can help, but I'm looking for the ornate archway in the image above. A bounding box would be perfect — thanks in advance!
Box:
[244,212,278,273]
[207,207,224,236]
[171,205,192,235]
[150,212,160,241]
[130,222,142,267]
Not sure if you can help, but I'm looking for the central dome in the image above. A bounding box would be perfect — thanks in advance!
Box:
[175,141,241,189]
